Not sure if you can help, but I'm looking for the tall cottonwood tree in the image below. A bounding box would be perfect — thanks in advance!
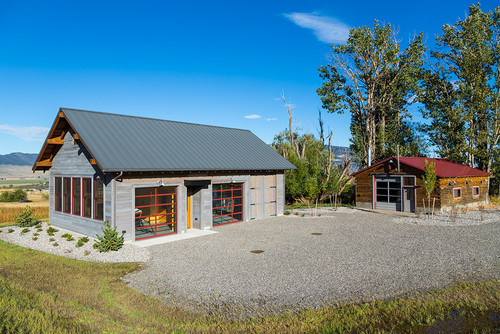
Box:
[421,3,500,173]
[317,20,426,167]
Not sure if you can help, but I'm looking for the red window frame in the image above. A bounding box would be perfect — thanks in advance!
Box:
[72,178,81,215]
[63,177,71,213]
[212,183,243,226]
[54,177,62,212]
[93,179,104,220]
[82,178,92,218]
[135,187,177,240]
[472,186,480,197]
[453,187,462,199]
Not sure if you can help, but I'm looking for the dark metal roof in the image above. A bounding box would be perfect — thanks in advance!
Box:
[61,108,295,172]
[351,156,491,178]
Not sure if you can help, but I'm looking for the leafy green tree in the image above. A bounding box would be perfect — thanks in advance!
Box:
[0,188,27,202]
[93,220,125,252]
[422,159,437,216]
[318,20,426,167]
[421,4,500,172]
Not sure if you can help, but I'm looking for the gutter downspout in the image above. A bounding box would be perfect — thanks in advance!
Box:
[111,171,123,229]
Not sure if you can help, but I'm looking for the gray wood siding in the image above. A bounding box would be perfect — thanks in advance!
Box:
[50,131,107,237]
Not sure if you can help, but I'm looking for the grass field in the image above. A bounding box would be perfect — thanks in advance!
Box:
[0,240,498,333]
[0,192,49,226]
[0,179,48,185]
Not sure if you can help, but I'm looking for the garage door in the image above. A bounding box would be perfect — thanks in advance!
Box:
[375,176,401,211]
[212,183,243,226]
[249,175,277,219]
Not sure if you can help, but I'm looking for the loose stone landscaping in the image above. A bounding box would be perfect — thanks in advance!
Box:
[0,221,150,263]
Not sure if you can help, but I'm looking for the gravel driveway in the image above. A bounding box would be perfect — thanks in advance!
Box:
[124,210,500,317]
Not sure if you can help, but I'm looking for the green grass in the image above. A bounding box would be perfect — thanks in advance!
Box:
[0,239,498,333]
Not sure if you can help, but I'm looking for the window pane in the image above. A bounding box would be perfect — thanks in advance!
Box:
[72,178,81,215]
[94,179,104,220]
[377,182,388,188]
[63,178,71,213]
[389,189,401,196]
[212,183,243,226]
[389,196,401,203]
[377,189,388,195]
[83,178,92,217]
[389,182,401,189]
[403,177,415,186]
[376,195,388,202]
[54,177,62,212]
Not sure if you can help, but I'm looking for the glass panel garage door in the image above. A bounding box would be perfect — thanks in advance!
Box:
[375,176,401,211]
[212,183,243,226]
[135,187,176,240]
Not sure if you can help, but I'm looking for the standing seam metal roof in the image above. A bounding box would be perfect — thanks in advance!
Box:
[61,108,296,172]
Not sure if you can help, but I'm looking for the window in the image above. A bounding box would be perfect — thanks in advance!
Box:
[135,187,177,240]
[72,178,81,215]
[54,177,62,212]
[93,179,104,220]
[63,177,71,213]
[472,186,480,197]
[403,177,415,186]
[82,178,92,218]
[453,187,462,199]
[212,183,243,226]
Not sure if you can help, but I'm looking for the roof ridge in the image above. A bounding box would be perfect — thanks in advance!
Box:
[60,107,253,133]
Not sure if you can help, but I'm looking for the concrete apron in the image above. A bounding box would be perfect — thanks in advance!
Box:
[132,229,217,247]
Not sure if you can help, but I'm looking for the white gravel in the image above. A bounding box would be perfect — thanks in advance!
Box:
[394,209,500,226]
[0,221,150,263]
[124,210,500,318]
[289,206,358,217]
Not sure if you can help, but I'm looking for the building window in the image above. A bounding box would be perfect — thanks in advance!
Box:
[82,178,92,218]
[212,183,243,226]
[54,177,62,212]
[472,186,480,197]
[93,179,104,220]
[72,178,81,215]
[63,177,71,213]
[135,186,177,240]
[453,187,462,199]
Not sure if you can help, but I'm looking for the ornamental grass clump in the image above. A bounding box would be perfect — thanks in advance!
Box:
[93,220,124,252]
[14,206,38,227]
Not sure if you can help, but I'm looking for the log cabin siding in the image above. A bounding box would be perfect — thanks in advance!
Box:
[354,159,489,212]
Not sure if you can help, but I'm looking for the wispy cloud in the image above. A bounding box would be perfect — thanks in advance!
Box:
[0,124,49,142]
[266,118,277,121]
[244,114,262,119]
[283,12,349,44]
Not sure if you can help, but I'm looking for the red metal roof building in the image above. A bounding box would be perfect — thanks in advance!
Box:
[352,157,491,213]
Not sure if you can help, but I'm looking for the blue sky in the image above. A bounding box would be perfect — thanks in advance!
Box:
[0,0,498,155]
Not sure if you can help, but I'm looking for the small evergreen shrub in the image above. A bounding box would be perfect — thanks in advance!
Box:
[15,206,38,227]
[8,229,14,233]
[284,210,291,215]
[84,250,91,256]
[53,242,59,247]
[61,233,75,241]
[93,220,124,252]
[76,236,90,248]
[46,227,59,236]
[33,233,39,236]
[32,237,38,241]
[20,228,30,234]
[49,238,55,242]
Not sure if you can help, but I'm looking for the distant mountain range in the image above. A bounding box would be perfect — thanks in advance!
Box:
[0,152,38,166]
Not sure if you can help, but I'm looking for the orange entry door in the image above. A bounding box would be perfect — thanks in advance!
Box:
[187,195,191,229]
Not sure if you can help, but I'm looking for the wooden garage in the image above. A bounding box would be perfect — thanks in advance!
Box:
[352,157,491,213]
[33,108,295,241]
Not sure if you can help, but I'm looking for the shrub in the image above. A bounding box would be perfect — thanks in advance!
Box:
[284,210,291,216]
[46,227,58,236]
[14,206,38,227]
[93,220,124,252]
[0,188,27,202]
[53,242,59,247]
[7,228,14,233]
[41,193,49,200]
[76,236,90,248]
[32,237,38,241]
[20,228,30,234]
[49,238,55,242]
[61,233,75,241]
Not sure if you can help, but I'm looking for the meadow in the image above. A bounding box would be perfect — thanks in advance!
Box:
[0,191,49,227]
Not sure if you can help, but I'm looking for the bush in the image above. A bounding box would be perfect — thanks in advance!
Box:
[93,220,124,252]
[46,227,59,236]
[15,206,38,227]
[0,189,27,202]
[284,210,291,215]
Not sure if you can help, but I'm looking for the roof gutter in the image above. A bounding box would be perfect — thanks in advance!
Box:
[112,171,123,182]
